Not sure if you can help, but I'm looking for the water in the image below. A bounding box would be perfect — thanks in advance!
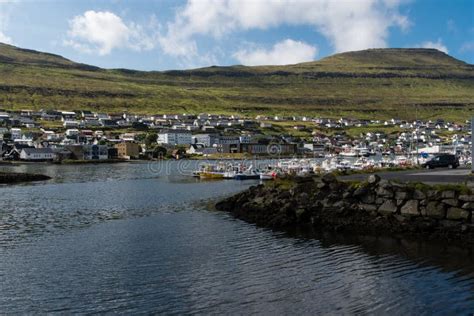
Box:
[1,161,474,314]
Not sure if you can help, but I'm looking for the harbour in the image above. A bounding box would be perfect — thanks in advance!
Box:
[1,161,474,314]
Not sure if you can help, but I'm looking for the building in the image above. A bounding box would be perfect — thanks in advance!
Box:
[83,145,109,160]
[158,130,192,145]
[115,142,140,159]
[192,133,219,147]
[20,148,56,161]
[186,144,218,156]
[240,143,297,155]
[10,128,22,140]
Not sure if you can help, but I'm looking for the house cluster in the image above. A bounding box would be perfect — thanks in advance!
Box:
[0,108,471,162]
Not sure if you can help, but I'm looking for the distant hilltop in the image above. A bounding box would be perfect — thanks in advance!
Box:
[0,43,472,121]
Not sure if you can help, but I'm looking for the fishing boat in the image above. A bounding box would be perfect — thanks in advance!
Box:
[234,165,260,180]
[195,163,227,179]
[199,171,225,179]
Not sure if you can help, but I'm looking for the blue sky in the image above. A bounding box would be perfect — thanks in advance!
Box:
[0,0,472,70]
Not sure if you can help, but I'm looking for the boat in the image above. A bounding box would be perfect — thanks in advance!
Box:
[234,165,260,180]
[259,171,278,180]
[199,171,225,179]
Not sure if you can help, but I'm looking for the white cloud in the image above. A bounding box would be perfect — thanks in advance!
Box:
[234,39,317,66]
[0,1,13,44]
[0,31,12,44]
[65,10,155,55]
[159,0,410,58]
[416,38,449,54]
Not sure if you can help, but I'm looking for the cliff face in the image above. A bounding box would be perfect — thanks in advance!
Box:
[216,174,474,244]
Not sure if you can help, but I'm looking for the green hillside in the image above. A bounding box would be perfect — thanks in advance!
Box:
[0,43,472,121]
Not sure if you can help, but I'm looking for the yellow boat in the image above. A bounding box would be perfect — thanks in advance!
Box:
[199,171,225,179]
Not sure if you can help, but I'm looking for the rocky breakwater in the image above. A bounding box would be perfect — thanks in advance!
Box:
[216,174,474,243]
[0,172,51,184]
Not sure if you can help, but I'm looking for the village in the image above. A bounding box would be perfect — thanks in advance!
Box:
[0,108,471,166]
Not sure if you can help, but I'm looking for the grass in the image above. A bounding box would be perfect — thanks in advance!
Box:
[0,44,473,121]
[407,182,472,195]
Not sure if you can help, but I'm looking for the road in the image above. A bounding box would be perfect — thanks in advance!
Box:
[340,168,473,185]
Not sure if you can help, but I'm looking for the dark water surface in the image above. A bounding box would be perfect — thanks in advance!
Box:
[1,162,474,314]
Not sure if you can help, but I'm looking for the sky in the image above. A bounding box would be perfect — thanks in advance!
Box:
[0,0,472,70]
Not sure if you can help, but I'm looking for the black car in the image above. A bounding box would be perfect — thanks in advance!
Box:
[421,154,459,169]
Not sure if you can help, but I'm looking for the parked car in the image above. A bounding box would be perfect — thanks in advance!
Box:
[421,154,459,169]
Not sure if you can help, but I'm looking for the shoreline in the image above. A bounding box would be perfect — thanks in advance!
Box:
[216,174,474,246]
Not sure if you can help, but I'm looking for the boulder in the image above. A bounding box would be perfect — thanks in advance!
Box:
[376,187,394,198]
[395,191,410,200]
[359,203,378,212]
[459,195,474,202]
[462,202,474,210]
[425,201,446,219]
[353,186,369,197]
[367,174,381,185]
[412,190,426,200]
[442,199,459,207]
[378,200,398,215]
[441,190,456,199]
[401,200,420,216]
[361,193,376,204]
[446,207,470,221]
[396,199,406,207]
[316,182,326,189]
[322,173,337,184]
[426,190,440,200]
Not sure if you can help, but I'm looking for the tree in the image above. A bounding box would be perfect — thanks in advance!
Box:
[145,132,158,147]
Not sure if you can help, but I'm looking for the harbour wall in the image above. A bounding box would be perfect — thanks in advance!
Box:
[216,174,474,243]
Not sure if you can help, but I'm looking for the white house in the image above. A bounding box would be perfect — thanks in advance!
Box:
[65,129,80,137]
[11,128,22,140]
[63,121,80,128]
[158,130,192,145]
[20,148,56,161]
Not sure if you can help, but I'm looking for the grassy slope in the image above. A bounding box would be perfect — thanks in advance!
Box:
[0,44,473,121]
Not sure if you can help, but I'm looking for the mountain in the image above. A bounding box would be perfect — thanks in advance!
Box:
[0,43,472,121]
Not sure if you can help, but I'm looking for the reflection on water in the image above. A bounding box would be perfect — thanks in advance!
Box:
[0,162,474,314]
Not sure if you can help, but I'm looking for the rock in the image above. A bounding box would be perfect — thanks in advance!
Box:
[446,207,470,221]
[378,200,398,215]
[462,202,474,210]
[353,186,368,197]
[316,182,326,189]
[322,173,337,184]
[442,199,459,207]
[378,179,391,189]
[426,190,440,200]
[367,174,381,185]
[295,208,310,222]
[439,220,460,228]
[412,190,426,200]
[376,187,393,198]
[425,201,446,219]
[420,206,427,216]
[394,214,407,222]
[359,203,378,212]
[375,197,385,205]
[396,199,406,207]
[441,190,456,199]
[401,200,420,216]
[459,195,474,202]
[342,192,352,199]
[395,191,410,200]
[361,193,376,204]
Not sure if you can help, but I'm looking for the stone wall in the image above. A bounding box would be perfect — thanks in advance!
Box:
[216,174,474,243]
